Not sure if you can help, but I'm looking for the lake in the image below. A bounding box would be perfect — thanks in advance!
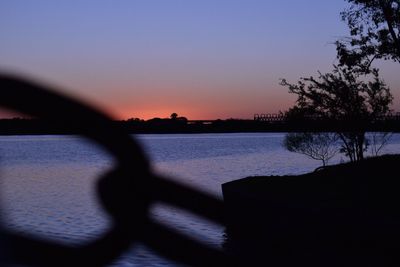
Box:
[1,133,400,266]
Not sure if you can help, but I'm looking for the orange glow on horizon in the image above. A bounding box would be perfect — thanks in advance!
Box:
[111,107,224,121]
[107,104,292,121]
[86,90,296,121]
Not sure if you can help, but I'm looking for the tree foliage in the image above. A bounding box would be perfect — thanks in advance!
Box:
[284,132,339,167]
[336,0,400,71]
[280,66,392,121]
[280,65,393,162]
[280,1,396,163]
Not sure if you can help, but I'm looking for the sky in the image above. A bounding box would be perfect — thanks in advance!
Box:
[1,0,399,120]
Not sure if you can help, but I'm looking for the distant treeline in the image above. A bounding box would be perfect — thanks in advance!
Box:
[0,117,400,135]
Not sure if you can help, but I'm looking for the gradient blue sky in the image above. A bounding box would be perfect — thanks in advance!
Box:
[1,0,399,119]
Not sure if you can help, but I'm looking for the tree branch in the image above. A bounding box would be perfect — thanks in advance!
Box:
[379,0,400,58]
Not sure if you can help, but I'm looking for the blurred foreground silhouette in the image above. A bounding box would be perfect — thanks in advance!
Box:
[0,74,228,267]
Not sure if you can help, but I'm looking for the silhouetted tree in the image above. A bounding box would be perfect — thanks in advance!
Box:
[336,0,400,72]
[170,113,178,120]
[176,116,188,122]
[280,65,393,162]
[369,132,393,156]
[127,117,143,122]
[284,132,339,167]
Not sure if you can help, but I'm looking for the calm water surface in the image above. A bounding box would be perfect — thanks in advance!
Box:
[1,133,399,266]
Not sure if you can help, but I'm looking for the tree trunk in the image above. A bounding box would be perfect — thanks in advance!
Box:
[379,0,400,58]
[355,133,365,161]
[338,133,355,162]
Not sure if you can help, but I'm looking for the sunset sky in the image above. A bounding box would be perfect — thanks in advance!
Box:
[1,0,399,120]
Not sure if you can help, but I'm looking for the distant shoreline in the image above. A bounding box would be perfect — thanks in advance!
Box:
[1,118,400,135]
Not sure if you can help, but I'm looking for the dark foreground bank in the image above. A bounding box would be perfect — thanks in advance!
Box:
[222,154,400,267]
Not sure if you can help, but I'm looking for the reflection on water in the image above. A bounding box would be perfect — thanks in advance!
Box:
[1,163,112,244]
[1,133,399,266]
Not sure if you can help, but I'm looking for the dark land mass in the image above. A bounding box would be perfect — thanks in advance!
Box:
[1,117,400,135]
[222,154,400,266]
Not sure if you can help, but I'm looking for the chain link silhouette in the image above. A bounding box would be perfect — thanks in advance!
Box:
[0,74,231,267]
